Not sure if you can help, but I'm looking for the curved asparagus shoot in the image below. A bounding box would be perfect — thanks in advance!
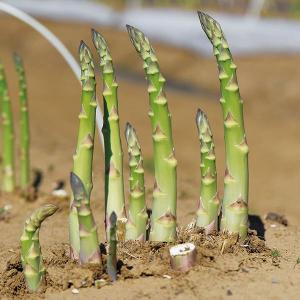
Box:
[91,29,125,237]
[70,172,100,264]
[196,109,219,233]
[0,62,15,192]
[69,41,98,260]
[198,12,249,240]
[125,123,148,241]
[127,25,177,242]
[13,53,30,193]
[107,211,117,282]
[20,204,58,292]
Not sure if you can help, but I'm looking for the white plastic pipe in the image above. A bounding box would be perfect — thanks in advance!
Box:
[0,1,104,149]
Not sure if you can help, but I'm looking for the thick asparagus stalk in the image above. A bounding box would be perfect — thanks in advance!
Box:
[91,30,125,236]
[0,62,15,192]
[195,109,219,233]
[170,243,197,272]
[69,41,98,260]
[107,211,117,282]
[70,172,100,264]
[13,53,30,192]
[127,25,177,242]
[124,123,148,241]
[198,12,249,240]
[20,204,58,292]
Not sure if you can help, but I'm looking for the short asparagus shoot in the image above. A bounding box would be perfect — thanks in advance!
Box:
[0,62,15,192]
[69,41,98,260]
[127,25,177,242]
[125,123,148,241]
[20,204,58,292]
[107,211,117,282]
[196,109,219,234]
[13,53,30,193]
[91,29,125,236]
[170,243,197,272]
[198,12,249,240]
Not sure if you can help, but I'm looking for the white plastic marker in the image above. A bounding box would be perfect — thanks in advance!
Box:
[0,1,104,148]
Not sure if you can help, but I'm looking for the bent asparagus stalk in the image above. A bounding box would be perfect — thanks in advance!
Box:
[0,62,15,192]
[91,29,125,237]
[198,12,249,240]
[107,211,117,282]
[69,41,98,260]
[13,53,30,193]
[195,109,219,233]
[124,123,148,241]
[20,204,58,292]
[70,172,100,264]
[127,25,177,242]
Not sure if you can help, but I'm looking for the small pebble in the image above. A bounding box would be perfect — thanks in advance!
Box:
[272,278,280,284]
[270,224,277,228]
[163,275,172,279]
[71,288,79,294]
[227,289,233,296]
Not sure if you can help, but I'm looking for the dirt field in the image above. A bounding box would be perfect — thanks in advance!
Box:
[1,16,300,299]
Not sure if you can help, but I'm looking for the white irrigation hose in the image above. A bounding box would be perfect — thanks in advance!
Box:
[0,1,104,149]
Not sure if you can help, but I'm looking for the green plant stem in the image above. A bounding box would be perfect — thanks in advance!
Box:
[107,211,117,281]
[20,204,58,292]
[127,25,177,242]
[69,41,98,261]
[0,62,15,192]
[70,172,100,264]
[196,109,219,233]
[198,12,249,240]
[13,53,30,193]
[92,29,125,237]
[125,123,148,241]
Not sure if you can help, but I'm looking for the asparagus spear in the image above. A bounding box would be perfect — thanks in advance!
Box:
[69,41,98,260]
[91,29,125,237]
[107,211,117,282]
[195,109,219,233]
[198,12,249,240]
[70,172,100,264]
[127,25,177,242]
[0,62,15,192]
[20,204,58,292]
[13,53,30,193]
[124,123,148,241]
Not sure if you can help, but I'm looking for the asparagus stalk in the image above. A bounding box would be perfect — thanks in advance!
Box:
[124,123,148,241]
[127,25,177,242]
[0,62,15,192]
[169,243,197,272]
[198,12,249,240]
[70,172,100,264]
[20,204,58,292]
[195,109,219,234]
[107,211,117,282]
[13,53,30,193]
[69,41,98,260]
[91,30,125,236]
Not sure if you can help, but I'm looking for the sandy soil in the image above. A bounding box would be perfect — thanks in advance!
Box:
[0,16,300,299]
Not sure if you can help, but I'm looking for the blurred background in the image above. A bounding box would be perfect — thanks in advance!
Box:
[1,0,300,228]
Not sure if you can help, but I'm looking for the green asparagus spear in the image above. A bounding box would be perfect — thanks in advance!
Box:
[0,62,15,192]
[20,204,58,292]
[13,53,30,193]
[107,211,117,282]
[70,172,100,264]
[127,25,177,242]
[198,12,249,240]
[69,41,98,260]
[196,109,219,233]
[91,29,125,237]
[125,123,148,241]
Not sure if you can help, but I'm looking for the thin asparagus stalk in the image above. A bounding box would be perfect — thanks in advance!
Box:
[196,109,219,233]
[127,25,177,242]
[13,53,30,193]
[198,12,249,240]
[0,62,15,192]
[107,211,117,282]
[91,30,125,237]
[20,204,58,292]
[70,172,100,264]
[124,123,148,241]
[69,41,98,260]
